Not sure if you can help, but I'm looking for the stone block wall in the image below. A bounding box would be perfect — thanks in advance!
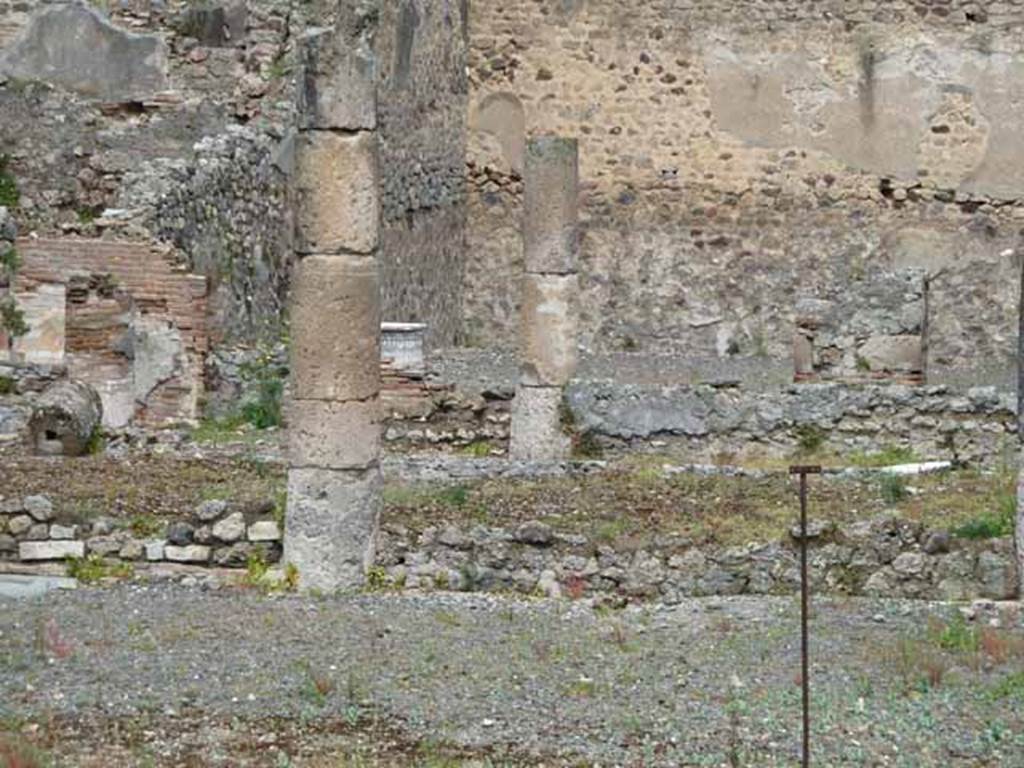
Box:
[466,0,1024,384]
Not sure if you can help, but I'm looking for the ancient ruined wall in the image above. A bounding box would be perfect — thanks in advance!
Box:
[0,0,298,350]
[376,0,468,348]
[467,0,1024,384]
[12,238,208,426]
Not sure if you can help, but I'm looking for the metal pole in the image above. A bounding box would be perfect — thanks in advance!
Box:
[790,464,820,768]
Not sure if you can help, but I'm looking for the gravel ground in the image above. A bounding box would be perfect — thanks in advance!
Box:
[2,586,1024,766]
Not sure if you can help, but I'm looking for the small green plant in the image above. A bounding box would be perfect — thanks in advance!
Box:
[564,677,598,698]
[283,562,300,592]
[438,485,469,508]
[0,244,20,275]
[191,414,247,444]
[794,424,827,454]
[0,375,14,395]
[459,440,493,458]
[237,352,284,429]
[85,427,106,456]
[240,374,283,429]
[128,514,163,538]
[848,445,918,467]
[365,565,389,591]
[953,489,1015,539]
[929,613,979,654]
[246,551,270,586]
[0,154,19,208]
[66,554,133,584]
[855,355,872,373]
[265,59,293,80]
[297,661,334,707]
[878,473,909,504]
[0,295,28,337]
[76,208,97,225]
[272,486,287,530]
[989,671,1024,700]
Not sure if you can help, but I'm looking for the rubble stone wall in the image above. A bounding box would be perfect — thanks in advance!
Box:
[1,491,1015,603]
[376,0,468,348]
[466,0,1024,384]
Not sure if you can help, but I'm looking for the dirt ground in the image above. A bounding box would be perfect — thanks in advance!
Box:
[1,447,1017,547]
[2,586,1023,767]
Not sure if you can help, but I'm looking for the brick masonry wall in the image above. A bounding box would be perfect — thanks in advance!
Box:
[14,238,207,425]
[466,0,1024,386]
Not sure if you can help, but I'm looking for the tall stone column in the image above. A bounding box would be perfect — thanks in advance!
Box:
[510,136,579,461]
[284,26,382,591]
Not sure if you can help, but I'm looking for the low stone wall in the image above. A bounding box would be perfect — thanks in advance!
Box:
[384,373,1018,468]
[1,487,1016,602]
[0,494,282,568]
[377,516,1018,604]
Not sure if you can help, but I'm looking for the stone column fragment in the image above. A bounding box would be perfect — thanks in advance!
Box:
[523,135,579,275]
[519,272,578,387]
[285,19,383,593]
[511,136,580,461]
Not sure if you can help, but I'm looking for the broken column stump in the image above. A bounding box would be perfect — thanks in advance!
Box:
[28,379,102,456]
[510,136,579,461]
[283,19,383,593]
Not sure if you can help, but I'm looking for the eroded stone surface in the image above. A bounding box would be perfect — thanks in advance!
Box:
[289,255,381,402]
[284,467,382,592]
[509,386,571,461]
[295,132,380,255]
[288,397,381,470]
[300,27,376,131]
[0,3,169,101]
[523,136,578,275]
[18,540,85,561]
[519,274,578,387]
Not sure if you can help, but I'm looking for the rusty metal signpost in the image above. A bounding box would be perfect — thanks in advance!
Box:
[789,464,821,768]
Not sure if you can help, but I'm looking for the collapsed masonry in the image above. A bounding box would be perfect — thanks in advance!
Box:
[283,23,383,592]
[794,269,928,384]
[510,137,580,461]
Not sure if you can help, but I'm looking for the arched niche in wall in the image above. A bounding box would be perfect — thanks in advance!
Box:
[470,91,526,174]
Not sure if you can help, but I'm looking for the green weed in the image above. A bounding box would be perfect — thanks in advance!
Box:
[848,445,918,467]
[989,671,1024,700]
[66,554,133,584]
[0,154,19,208]
[0,296,27,337]
[878,473,909,504]
[953,488,1015,539]
[794,424,827,454]
[929,613,979,654]
[128,514,163,538]
[458,440,493,458]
